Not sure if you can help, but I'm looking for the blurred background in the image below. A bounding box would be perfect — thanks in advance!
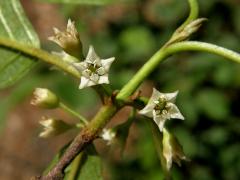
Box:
[0,0,240,179]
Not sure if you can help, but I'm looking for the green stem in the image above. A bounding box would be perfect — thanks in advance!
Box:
[88,105,118,132]
[0,37,80,78]
[75,123,84,128]
[180,0,199,29]
[167,41,240,63]
[59,102,88,125]
[0,37,113,97]
[116,41,240,100]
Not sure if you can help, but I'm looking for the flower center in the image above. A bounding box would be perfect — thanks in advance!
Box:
[153,97,170,115]
[81,62,106,82]
[88,63,100,73]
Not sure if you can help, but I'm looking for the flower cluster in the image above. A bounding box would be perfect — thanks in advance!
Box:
[49,20,115,89]
[46,18,188,175]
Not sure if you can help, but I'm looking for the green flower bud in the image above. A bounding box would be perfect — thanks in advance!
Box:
[31,88,59,109]
[162,128,188,171]
[179,18,207,39]
[39,117,72,138]
[166,18,207,47]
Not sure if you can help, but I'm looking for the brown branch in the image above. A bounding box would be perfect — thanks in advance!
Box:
[36,128,94,180]
[34,104,118,180]
[32,93,147,180]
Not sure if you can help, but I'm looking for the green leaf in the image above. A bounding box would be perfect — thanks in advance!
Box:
[66,146,103,180]
[77,154,103,180]
[44,144,103,180]
[0,0,39,88]
[40,0,116,5]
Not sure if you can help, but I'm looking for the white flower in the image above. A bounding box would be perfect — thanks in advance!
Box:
[100,128,116,145]
[73,45,115,89]
[162,128,188,171]
[39,118,72,138]
[48,19,83,59]
[139,88,184,131]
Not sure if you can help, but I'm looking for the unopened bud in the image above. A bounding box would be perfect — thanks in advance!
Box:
[100,128,116,145]
[39,117,72,138]
[182,18,207,37]
[166,18,207,47]
[31,88,59,109]
[48,19,83,59]
[162,128,188,171]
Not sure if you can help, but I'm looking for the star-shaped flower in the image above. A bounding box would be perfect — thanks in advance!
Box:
[139,88,184,131]
[48,19,83,59]
[73,45,115,89]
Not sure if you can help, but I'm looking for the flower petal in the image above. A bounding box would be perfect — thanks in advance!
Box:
[101,128,116,145]
[79,76,90,89]
[96,67,106,75]
[169,104,185,120]
[139,103,155,118]
[53,27,61,34]
[39,128,54,138]
[86,45,100,63]
[101,57,115,72]
[153,112,167,132]
[148,88,162,104]
[67,19,78,36]
[90,74,100,82]
[87,80,96,87]
[164,91,178,102]
[98,74,109,84]
[39,119,52,127]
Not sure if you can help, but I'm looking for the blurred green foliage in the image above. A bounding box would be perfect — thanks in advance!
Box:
[1,0,240,179]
